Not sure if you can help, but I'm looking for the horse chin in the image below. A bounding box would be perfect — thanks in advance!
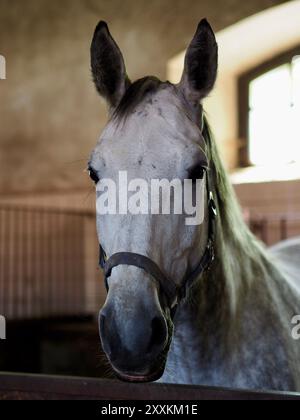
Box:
[111,361,167,383]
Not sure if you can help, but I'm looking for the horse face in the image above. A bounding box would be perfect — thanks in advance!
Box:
[89,20,218,382]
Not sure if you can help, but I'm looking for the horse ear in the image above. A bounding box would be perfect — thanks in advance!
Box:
[91,21,130,109]
[179,19,218,104]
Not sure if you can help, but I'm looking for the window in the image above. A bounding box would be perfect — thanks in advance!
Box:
[239,48,300,167]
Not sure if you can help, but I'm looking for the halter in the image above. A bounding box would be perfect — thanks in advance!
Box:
[98,173,217,310]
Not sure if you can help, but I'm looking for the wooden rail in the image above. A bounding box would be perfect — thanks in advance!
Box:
[0,373,299,400]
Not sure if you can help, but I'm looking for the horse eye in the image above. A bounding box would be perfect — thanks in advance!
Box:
[189,165,206,181]
[88,167,100,184]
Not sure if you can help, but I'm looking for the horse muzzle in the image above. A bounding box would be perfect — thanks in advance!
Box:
[99,292,173,382]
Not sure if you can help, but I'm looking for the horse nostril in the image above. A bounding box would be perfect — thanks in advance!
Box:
[149,316,168,351]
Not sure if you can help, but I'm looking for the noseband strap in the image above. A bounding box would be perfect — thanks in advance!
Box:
[102,252,178,305]
[99,174,217,309]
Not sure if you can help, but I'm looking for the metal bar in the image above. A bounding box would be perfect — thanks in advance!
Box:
[261,218,268,244]
[280,218,288,241]
[58,211,66,315]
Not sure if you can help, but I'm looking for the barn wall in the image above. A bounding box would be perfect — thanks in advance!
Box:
[168,2,300,171]
[0,0,287,194]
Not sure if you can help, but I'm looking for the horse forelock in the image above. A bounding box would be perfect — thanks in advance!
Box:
[112,76,167,120]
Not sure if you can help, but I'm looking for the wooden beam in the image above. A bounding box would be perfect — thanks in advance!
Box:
[0,373,299,400]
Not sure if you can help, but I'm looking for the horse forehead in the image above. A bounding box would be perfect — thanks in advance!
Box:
[97,90,202,167]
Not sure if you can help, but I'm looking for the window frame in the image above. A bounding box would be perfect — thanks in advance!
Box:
[238,45,300,167]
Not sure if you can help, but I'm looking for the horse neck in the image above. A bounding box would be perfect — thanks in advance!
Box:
[162,119,293,384]
[172,118,277,346]
[166,171,275,383]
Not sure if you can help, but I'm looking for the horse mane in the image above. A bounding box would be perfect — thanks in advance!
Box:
[113,76,164,119]
[198,116,281,319]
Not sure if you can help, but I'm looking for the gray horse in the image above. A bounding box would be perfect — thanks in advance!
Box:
[88,20,300,391]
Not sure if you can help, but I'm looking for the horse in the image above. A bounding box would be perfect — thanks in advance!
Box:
[88,19,300,391]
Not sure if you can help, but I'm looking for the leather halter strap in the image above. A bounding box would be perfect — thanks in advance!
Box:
[99,174,217,309]
[103,251,178,305]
